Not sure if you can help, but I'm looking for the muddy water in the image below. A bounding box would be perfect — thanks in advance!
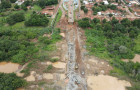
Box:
[87,75,131,90]
[0,62,19,73]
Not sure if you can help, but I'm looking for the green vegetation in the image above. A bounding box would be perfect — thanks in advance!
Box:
[38,0,58,9]
[78,18,90,28]
[92,3,117,15]
[129,7,133,13]
[0,28,39,64]
[14,4,20,9]
[43,65,53,72]
[81,6,88,13]
[78,17,140,89]
[7,12,25,25]
[0,0,11,9]
[10,0,17,3]
[0,0,61,89]
[134,35,140,54]
[47,65,53,70]
[0,73,27,90]
[55,9,62,26]
[25,12,49,26]
[50,58,59,62]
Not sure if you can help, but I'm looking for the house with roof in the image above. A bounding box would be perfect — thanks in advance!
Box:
[15,0,24,5]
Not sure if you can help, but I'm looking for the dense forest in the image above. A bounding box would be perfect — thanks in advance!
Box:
[78,18,140,89]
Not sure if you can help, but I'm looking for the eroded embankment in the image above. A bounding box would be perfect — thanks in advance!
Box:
[65,24,87,90]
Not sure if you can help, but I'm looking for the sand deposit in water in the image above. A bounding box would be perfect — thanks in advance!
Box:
[132,54,140,63]
[0,62,19,73]
[52,62,66,68]
[87,75,131,90]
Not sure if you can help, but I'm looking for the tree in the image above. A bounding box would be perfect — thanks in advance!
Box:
[94,3,98,6]
[95,6,102,12]
[0,73,27,90]
[132,19,140,28]
[7,12,25,25]
[119,45,127,54]
[102,19,107,23]
[14,4,20,9]
[92,18,100,24]
[104,23,112,32]
[108,5,117,10]
[109,13,113,17]
[81,6,85,10]
[38,0,46,8]
[10,0,16,3]
[21,5,28,11]
[24,1,31,6]
[100,2,104,5]
[114,23,126,33]
[121,18,131,27]
[111,17,119,25]
[0,0,11,9]
[84,8,88,13]
[25,13,49,26]
[78,18,90,28]
[128,27,139,38]
[38,0,58,8]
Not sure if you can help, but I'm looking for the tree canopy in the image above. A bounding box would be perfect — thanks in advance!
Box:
[6,12,25,25]
[25,13,49,26]
[0,73,27,90]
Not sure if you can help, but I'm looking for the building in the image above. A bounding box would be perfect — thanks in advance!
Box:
[15,0,24,5]
[103,1,109,5]
[83,1,89,4]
